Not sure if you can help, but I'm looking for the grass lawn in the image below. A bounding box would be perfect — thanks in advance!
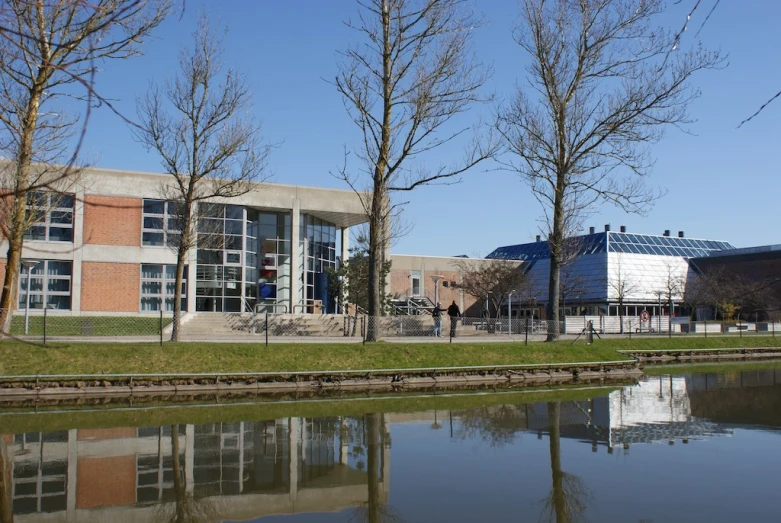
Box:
[1,336,780,376]
[9,315,170,336]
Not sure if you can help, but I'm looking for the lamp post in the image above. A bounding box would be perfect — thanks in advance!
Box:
[508,290,515,336]
[20,259,39,335]
[430,275,443,306]
[656,291,663,334]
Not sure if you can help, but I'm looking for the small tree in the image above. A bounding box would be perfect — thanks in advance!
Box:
[134,14,271,341]
[497,0,724,340]
[0,0,169,331]
[335,0,498,340]
[455,259,528,320]
[327,237,393,314]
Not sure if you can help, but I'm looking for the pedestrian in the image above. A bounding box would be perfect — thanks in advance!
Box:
[447,300,461,337]
[432,302,446,337]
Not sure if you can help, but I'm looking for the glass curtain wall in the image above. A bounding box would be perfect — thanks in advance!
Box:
[300,215,337,311]
[196,204,295,313]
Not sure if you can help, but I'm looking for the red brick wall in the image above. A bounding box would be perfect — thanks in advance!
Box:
[81,262,139,312]
[83,196,141,246]
[388,267,481,315]
[77,455,136,509]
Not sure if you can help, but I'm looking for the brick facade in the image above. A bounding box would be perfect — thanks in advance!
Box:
[77,455,136,509]
[83,195,141,246]
[81,262,139,312]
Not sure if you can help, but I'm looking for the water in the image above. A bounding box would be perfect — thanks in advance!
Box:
[2,363,781,523]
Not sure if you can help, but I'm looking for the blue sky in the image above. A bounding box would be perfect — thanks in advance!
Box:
[80,0,781,256]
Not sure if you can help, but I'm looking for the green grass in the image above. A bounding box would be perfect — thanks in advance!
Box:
[1,336,780,377]
[9,315,171,336]
[0,340,630,376]
[0,383,622,434]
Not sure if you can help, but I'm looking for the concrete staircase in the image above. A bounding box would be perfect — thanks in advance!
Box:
[177,312,351,338]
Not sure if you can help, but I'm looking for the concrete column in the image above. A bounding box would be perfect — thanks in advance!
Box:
[67,429,77,522]
[290,200,301,314]
[185,425,194,494]
[288,417,299,503]
[71,190,85,313]
[340,227,350,313]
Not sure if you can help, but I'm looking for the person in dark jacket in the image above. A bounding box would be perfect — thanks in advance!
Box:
[447,300,461,337]
[432,302,446,337]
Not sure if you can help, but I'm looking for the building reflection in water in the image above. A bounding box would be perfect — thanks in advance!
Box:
[2,366,780,522]
[1,415,390,522]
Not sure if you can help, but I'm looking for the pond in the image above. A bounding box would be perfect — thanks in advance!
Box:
[2,362,780,522]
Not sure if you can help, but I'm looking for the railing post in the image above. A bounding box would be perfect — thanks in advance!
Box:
[525,317,529,346]
[43,307,47,346]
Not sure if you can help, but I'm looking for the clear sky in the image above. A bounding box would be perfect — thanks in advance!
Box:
[79,0,781,256]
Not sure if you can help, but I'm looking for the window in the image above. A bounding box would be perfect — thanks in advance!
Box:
[141,264,187,312]
[410,271,421,296]
[18,260,72,310]
[142,200,182,247]
[24,192,74,242]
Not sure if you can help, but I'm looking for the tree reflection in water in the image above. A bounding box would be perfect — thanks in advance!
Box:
[349,413,402,523]
[0,437,12,523]
[155,424,220,523]
[540,402,591,523]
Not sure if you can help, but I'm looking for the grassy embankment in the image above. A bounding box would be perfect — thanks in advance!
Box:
[1,336,780,376]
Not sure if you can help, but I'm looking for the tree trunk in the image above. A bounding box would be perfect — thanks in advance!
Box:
[0,437,12,523]
[0,84,44,334]
[546,232,563,341]
[170,248,188,342]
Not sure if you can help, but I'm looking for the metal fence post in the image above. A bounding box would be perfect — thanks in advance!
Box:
[704,319,707,338]
[43,307,47,346]
[362,316,366,344]
[159,309,164,346]
[265,312,269,347]
[525,317,529,346]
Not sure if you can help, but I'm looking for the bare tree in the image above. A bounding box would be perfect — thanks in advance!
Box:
[335,0,498,340]
[497,0,724,340]
[454,258,528,319]
[134,14,271,341]
[0,0,169,331]
[660,261,686,322]
[607,254,637,333]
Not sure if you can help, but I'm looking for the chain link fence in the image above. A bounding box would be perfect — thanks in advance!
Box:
[2,308,778,343]
[3,308,170,342]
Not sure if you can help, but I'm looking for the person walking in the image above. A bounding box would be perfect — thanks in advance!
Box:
[432,302,446,337]
[447,300,461,338]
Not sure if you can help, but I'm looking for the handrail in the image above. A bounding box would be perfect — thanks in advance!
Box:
[256,303,288,314]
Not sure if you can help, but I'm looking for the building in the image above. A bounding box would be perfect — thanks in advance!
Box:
[1,166,367,317]
[386,254,522,316]
[486,226,736,320]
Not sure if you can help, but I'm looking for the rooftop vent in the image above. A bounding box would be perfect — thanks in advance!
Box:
[678,231,685,238]
[604,224,611,232]
[589,226,595,234]
[663,230,670,237]
[620,225,626,233]
[535,235,541,242]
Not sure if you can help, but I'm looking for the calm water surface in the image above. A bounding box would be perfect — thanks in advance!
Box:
[2,363,781,523]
